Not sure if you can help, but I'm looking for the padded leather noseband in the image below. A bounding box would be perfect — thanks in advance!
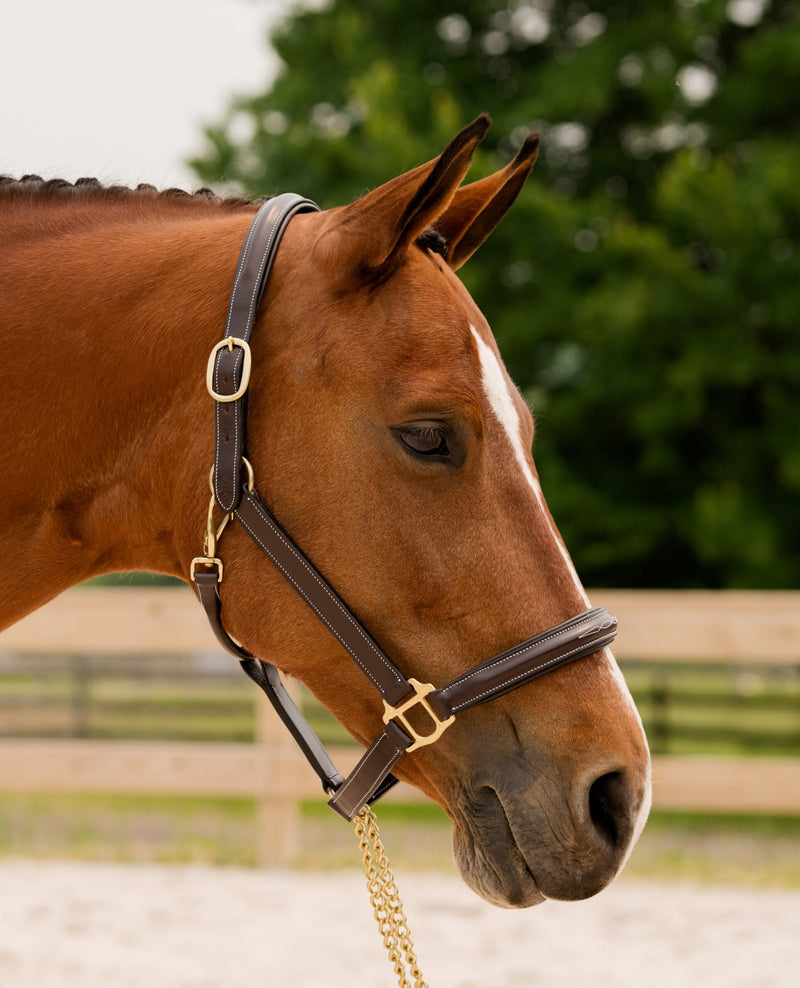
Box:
[192,194,618,820]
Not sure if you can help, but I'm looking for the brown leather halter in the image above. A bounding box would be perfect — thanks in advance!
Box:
[191,194,618,820]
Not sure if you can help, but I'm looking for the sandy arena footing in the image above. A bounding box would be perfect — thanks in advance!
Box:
[0,860,796,987]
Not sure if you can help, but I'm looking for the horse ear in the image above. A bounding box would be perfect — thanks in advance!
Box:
[434,132,540,271]
[335,115,491,280]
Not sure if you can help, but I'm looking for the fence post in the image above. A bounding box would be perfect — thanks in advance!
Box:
[254,679,302,868]
[71,653,90,738]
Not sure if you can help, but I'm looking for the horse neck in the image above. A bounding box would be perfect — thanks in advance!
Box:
[0,197,257,626]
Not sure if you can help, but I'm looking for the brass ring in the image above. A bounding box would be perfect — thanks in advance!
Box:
[208,456,256,495]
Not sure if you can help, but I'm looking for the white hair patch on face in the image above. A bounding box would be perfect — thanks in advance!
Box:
[471,325,649,804]
[470,326,538,492]
[470,325,589,605]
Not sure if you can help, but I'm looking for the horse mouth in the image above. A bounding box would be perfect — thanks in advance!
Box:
[451,790,547,908]
[450,773,643,909]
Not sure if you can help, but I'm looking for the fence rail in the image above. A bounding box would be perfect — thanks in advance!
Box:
[3,587,799,660]
[1,588,798,864]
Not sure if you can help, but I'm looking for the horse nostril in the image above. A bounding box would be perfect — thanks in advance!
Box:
[587,770,631,849]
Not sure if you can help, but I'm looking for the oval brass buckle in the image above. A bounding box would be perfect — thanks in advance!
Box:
[206,337,252,402]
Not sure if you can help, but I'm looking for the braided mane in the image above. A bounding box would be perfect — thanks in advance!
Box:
[0,174,261,211]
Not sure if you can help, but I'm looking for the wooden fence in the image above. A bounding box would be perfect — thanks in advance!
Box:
[0,588,798,865]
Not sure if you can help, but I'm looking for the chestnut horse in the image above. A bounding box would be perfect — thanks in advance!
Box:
[0,117,650,907]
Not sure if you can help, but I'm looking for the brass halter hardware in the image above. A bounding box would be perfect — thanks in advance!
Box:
[382,678,455,752]
[206,336,252,402]
[189,554,224,583]
[191,457,255,583]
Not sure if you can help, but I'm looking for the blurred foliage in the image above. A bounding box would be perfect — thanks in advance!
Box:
[191,0,800,588]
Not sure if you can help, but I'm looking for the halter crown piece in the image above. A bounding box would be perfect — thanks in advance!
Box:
[192,194,619,821]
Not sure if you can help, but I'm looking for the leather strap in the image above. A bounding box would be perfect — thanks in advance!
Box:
[194,566,348,794]
[200,484,617,820]
[212,194,319,513]
[327,722,413,819]
[429,606,618,718]
[238,657,346,794]
[194,570,252,661]
[235,490,411,705]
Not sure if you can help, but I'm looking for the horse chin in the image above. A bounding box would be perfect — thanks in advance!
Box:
[452,823,547,909]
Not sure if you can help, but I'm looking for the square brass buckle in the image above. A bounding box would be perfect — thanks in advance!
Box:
[382,678,455,752]
[190,556,224,582]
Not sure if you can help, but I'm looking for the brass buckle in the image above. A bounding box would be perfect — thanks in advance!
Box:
[190,555,224,582]
[206,337,252,402]
[382,678,455,752]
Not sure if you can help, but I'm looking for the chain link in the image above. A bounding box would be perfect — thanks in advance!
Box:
[354,804,429,988]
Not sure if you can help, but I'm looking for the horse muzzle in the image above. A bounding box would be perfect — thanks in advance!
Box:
[451,747,651,907]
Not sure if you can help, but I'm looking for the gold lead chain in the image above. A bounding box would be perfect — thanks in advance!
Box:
[354,804,429,988]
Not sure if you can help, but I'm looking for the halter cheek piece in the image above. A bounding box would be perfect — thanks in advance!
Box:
[192,194,618,821]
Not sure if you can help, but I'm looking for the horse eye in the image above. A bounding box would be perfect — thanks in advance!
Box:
[399,426,449,457]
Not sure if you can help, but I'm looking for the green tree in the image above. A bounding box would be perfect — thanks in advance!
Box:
[192,0,800,589]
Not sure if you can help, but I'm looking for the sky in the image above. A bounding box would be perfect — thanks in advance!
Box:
[0,0,292,190]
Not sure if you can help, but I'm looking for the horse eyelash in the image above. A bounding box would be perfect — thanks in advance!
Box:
[410,426,445,443]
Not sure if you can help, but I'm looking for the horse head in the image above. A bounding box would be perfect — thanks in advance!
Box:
[207,116,651,907]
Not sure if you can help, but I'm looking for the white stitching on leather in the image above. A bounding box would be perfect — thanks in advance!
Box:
[217,210,262,509]
[236,510,382,689]
[241,498,402,680]
[244,200,294,329]
[448,637,609,713]
[223,212,260,338]
[437,612,600,700]
[214,351,244,512]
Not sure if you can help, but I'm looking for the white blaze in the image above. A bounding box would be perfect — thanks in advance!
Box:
[471,326,652,844]
[470,325,589,606]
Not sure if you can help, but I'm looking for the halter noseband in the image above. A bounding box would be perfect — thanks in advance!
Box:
[191,194,618,820]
